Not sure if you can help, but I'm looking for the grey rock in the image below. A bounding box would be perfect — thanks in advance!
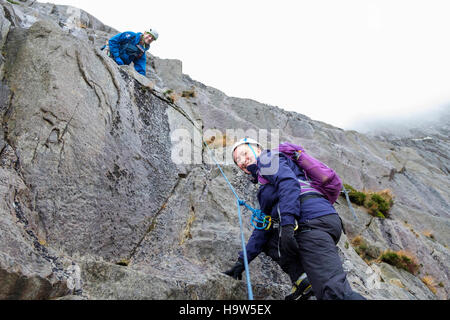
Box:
[3,19,180,262]
[0,0,448,301]
[0,150,71,299]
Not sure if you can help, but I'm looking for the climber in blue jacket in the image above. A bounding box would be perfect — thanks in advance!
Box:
[105,29,158,77]
[223,138,366,300]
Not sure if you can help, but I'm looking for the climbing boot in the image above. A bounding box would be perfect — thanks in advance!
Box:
[285,273,314,300]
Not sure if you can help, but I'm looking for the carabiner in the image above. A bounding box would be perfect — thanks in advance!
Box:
[264,216,272,231]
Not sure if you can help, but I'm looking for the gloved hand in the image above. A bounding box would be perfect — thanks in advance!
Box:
[223,258,245,280]
[281,224,300,258]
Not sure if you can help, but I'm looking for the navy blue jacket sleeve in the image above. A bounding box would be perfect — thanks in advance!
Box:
[260,154,300,226]
[238,228,270,263]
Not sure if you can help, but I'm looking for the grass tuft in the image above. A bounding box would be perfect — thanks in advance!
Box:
[343,184,394,218]
[379,250,420,275]
[421,276,438,295]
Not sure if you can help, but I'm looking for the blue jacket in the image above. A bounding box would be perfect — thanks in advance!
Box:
[239,150,337,262]
[108,31,149,76]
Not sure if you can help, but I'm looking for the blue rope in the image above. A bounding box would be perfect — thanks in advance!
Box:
[202,140,256,300]
[236,200,253,300]
[203,141,240,201]
[239,200,270,230]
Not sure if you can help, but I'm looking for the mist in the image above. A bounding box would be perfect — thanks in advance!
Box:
[344,104,450,137]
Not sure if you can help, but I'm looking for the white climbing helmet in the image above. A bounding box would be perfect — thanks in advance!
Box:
[231,138,263,165]
[146,29,159,41]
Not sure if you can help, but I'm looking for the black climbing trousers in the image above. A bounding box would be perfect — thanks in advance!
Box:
[295,214,366,300]
[262,229,304,284]
[262,214,366,300]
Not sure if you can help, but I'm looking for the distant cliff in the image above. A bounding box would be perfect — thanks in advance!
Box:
[0,0,448,300]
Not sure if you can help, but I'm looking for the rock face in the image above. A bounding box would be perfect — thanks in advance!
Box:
[0,0,448,300]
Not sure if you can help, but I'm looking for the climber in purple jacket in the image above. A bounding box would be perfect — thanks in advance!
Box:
[223,138,366,300]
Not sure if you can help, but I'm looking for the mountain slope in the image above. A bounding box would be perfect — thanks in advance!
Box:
[0,0,448,300]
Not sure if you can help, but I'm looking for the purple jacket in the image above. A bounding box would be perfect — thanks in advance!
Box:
[239,150,337,262]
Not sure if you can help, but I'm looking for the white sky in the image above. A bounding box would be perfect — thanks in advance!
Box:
[46,0,450,130]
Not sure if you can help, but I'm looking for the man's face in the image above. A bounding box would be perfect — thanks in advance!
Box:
[143,33,154,45]
[233,144,258,174]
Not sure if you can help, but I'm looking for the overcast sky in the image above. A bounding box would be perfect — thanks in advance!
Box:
[47,0,450,130]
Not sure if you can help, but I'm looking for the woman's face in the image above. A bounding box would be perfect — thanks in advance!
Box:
[233,144,259,174]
